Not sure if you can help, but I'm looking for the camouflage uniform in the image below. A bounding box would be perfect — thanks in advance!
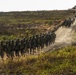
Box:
[14,39,20,57]
[0,41,5,59]
[10,40,15,58]
[20,39,26,55]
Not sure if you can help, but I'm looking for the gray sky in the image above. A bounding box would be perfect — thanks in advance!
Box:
[0,0,76,12]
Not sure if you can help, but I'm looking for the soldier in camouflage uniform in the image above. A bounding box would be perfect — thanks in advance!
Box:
[14,39,20,57]
[47,32,51,45]
[39,33,43,49]
[40,34,45,49]
[25,38,29,53]
[34,35,40,49]
[5,40,11,58]
[61,19,67,26]
[10,40,15,59]
[5,40,14,59]
[31,36,36,53]
[62,17,74,28]
[29,37,34,54]
[67,18,71,27]
[45,33,49,47]
[52,32,56,43]
[0,41,5,59]
[20,38,26,56]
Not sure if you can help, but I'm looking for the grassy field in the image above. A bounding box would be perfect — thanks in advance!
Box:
[0,10,76,75]
[0,46,76,75]
[0,10,75,40]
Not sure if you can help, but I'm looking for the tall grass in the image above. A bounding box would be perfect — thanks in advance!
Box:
[0,46,76,75]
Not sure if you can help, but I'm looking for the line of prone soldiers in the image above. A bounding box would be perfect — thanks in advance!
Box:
[61,16,76,27]
[0,32,56,59]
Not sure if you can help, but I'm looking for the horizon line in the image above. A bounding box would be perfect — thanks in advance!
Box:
[0,9,69,13]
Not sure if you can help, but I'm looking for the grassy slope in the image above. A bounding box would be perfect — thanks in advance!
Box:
[0,10,76,75]
[0,46,76,75]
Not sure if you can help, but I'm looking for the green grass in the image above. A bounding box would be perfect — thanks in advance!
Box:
[0,46,76,75]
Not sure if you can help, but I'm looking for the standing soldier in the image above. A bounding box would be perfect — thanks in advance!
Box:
[61,19,67,26]
[0,41,5,59]
[34,35,39,50]
[45,33,49,47]
[10,40,15,59]
[31,36,36,53]
[39,33,45,49]
[20,39,26,56]
[52,32,56,43]
[5,40,10,58]
[14,39,20,57]
[67,18,71,27]
[49,32,52,44]
[5,40,12,58]
[25,38,29,54]
[42,34,45,48]
[39,33,42,49]
[22,38,28,54]
[47,32,51,45]
[29,37,33,54]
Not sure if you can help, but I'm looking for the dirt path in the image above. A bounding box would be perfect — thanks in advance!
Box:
[55,20,76,44]
[41,19,76,53]
[55,27,72,43]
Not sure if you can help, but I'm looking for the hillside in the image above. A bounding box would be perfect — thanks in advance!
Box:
[0,10,75,40]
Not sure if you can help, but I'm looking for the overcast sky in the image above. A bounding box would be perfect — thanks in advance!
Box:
[0,0,76,12]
